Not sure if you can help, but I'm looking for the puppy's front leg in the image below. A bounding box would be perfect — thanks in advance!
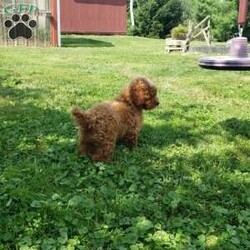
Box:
[123,131,139,148]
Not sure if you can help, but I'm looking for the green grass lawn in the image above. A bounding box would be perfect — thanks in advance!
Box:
[0,35,249,250]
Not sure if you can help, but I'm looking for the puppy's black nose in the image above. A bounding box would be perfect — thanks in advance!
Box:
[156,101,159,106]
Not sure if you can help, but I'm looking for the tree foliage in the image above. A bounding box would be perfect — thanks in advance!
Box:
[128,0,182,39]
[193,0,237,42]
[128,0,246,42]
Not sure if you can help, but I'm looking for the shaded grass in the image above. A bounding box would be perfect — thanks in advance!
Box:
[0,35,249,249]
[61,35,114,47]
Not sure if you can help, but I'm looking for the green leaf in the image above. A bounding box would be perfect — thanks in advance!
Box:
[51,193,60,200]
[2,232,13,242]
[67,195,83,207]
[135,217,154,234]
[30,200,42,208]
[78,227,88,235]
[230,237,240,246]
[123,232,138,244]
[67,195,94,208]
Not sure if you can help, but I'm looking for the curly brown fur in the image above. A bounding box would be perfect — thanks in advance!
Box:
[72,77,159,162]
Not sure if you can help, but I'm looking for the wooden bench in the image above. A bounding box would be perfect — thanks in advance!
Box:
[165,39,189,53]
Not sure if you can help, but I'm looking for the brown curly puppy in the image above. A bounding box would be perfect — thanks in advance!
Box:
[72,77,159,162]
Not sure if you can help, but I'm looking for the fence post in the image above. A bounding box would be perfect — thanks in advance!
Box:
[51,0,58,46]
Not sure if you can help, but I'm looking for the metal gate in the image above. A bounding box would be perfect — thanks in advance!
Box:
[0,0,52,46]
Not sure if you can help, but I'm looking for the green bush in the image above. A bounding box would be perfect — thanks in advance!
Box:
[129,0,182,39]
[171,24,188,40]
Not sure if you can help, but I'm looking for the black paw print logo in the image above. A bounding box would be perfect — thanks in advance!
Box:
[4,14,37,39]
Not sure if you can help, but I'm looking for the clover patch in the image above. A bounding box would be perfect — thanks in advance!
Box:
[4,13,37,39]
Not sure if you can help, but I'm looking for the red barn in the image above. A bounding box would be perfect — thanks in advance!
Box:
[60,0,127,35]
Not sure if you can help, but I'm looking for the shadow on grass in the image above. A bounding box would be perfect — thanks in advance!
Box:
[138,104,249,169]
[61,36,114,48]
[113,113,249,249]
[219,118,250,139]
[138,103,214,149]
[112,107,249,249]
[0,85,75,166]
[1,89,249,249]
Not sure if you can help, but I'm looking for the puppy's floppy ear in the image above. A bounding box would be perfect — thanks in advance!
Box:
[129,78,149,108]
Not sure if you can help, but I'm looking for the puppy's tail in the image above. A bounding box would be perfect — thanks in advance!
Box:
[72,107,89,128]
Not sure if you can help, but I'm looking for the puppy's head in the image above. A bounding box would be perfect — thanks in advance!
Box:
[129,77,159,110]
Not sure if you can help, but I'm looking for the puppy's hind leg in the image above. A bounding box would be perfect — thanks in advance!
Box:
[91,140,116,162]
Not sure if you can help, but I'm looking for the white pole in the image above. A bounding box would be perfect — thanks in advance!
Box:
[56,0,61,47]
[130,0,135,26]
